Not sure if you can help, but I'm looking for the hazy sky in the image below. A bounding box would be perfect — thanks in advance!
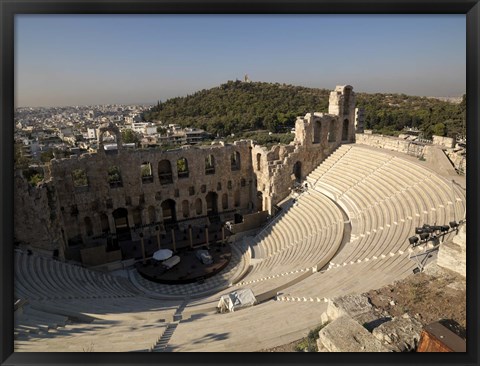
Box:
[15,15,466,107]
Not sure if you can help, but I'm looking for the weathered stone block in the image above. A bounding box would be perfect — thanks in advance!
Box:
[325,294,373,322]
[318,315,390,352]
[372,315,423,352]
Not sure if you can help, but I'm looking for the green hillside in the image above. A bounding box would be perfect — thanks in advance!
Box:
[143,80,465,139]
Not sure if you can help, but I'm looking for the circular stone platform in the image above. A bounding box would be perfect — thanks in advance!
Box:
[136,243,231,284]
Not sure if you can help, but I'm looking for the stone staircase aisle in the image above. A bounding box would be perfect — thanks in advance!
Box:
[151,322,179,352]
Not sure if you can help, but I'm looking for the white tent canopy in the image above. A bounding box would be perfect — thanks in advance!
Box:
[153,249,173,261]
[217,289,257,313]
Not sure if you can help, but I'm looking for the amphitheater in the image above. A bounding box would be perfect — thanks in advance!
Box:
[13,85,466,352]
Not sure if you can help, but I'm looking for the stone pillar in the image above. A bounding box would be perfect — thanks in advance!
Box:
[139,233,146,264]
[107,215,116,234]
[156,225,161,250]
[189,225,193,248]
[171,228,176,252]
[205,225,209,248]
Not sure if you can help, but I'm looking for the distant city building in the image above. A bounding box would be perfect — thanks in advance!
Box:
[131,122,157,135]
[87,128,97,139]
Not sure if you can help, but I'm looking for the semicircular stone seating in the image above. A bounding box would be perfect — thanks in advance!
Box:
[275,145,466,303]
[14,144,466,352]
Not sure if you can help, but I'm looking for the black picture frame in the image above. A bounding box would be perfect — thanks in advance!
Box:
[1,1,478,366]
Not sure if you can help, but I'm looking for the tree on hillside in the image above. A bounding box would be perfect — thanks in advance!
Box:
[432,122,447,137]
[121,129,141,145]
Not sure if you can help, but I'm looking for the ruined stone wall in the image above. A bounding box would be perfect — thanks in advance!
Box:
[355,133,426,157]
[49,139,255,246]
[14,171,65,257]
[16,85,359,254]
[432,135,456,149]
[253,86,357,213]
[445,149,466,175]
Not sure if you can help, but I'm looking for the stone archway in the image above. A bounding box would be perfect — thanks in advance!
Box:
[161,199,177,225]
[112,207,131,241]
[206,191,218,216]
[97,122,122,153]
[293,161,302,182]
[342,119,349,141]
[256,191,263,211]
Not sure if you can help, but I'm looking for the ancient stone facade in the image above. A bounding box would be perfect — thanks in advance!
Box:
[432,135,456,149]
[15,85,357,260]
[254,85,357,211]
[14,171,64,257]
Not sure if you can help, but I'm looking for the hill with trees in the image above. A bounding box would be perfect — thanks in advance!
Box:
[143,80,465,139]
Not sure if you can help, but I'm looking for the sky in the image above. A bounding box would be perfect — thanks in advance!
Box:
[15,15,466,107]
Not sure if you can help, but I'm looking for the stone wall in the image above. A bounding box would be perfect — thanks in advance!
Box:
[432,135,456,149]
[14,171,64,257]
[254,85,357,213]
[49,137,256,248]
[355,133,426,157]
[445,147,466,175]
[229,210,269,233]
[15,85,358,260]
[437,224,466,277]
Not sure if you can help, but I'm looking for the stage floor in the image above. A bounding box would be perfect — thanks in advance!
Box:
[136,243,232,284]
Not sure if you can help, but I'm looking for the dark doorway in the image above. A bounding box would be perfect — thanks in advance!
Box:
[342,119,349,141]
[113,208,131,241]
[234,213,243,224]
[256,191,263,211]
[206,191,218,216]
[293,161,302,182]
[158,160,173,185]
[161,199,177,226]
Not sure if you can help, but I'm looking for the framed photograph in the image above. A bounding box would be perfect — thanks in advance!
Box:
[1,1,478,366]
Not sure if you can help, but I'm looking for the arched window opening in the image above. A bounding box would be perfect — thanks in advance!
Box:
[100,213,110,233]
[182,200,190,218]
[256,153,262,171]
[342,119,349,141]
[328,120,336,143]
[231,151,241,171]
[112,208,131,241]
[177,157,189,179]
[132,207,142,228]
[206,192,218,215]
[107,166,122,188]
[195,198,202,215]
[72,169,88,188]
[293,161,301,183]
[222,193,228,210]
[84,217,93,236]
[148,206,156,224]
[158,160,173,185]
[234,190,240,207]
[312,121,321,144]
[257,191,263,211]
[141,162,153,183]
[100,131,118,155]
[205,154,215,175]
[161,199,177,224]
